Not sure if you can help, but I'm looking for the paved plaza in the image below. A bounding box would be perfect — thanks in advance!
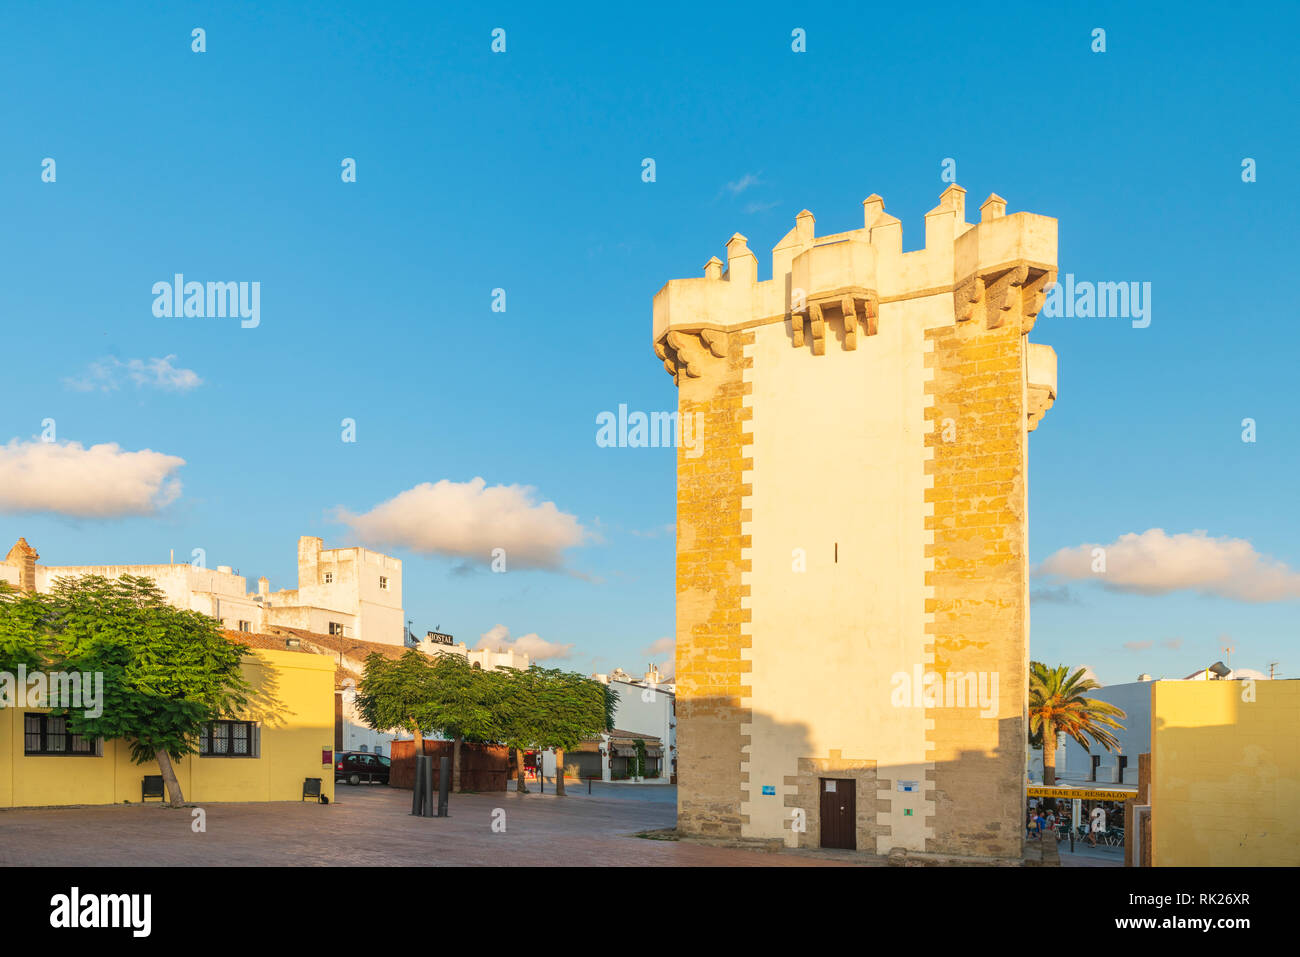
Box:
[0,782,848,867]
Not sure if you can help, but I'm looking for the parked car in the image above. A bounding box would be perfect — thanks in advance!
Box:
[335,751,391,786]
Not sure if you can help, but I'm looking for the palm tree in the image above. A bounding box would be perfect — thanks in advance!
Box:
[1028,662,1126,786]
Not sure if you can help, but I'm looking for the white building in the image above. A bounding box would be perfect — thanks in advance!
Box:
[542,665,676,783]
[2,535,405,646]
[412,631,531,671]
[260,536,404,645]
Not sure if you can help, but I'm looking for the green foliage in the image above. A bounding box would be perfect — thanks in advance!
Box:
[494,665,542,751]
[426,654,505,743]
[354,649,439,739]
[529,666,617,753]
[1028,660,1127,753]
[0,581,54,673]
[632,738,647,778]
[33,575,249,764]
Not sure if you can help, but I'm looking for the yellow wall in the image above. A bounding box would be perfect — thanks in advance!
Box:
[0,649,336,807]
[1151,680,1300,866]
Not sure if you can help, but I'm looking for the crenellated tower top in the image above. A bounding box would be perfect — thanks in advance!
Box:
[655,187,1054,363]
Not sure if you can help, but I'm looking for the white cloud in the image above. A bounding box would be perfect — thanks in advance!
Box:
[65,355,202,392]
[0,439,184,517]
[1035,528,1300,603]
[335,477,586,571]
[476,623,573,661]
[724,173,761,195]
[642,636,674,658]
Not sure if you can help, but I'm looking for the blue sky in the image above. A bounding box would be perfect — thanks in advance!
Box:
[1,1,1296,684]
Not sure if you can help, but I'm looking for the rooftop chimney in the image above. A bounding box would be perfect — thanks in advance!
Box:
[4,538,39,594]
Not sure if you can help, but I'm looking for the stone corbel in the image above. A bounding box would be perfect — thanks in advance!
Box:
[839,295,878,350]
[841,296,858,350]
[790,310,806,347]
[1021,268,1057,335]
[860,294,879,338]
[955,275,985,322]
[700,328,729,358]
[985,265,1028,329]
[666,331,703,378]
[809,302,826,355]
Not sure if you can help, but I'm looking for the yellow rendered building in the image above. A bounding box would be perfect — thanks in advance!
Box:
[1150,679,1300,866]
[0,646,336,807]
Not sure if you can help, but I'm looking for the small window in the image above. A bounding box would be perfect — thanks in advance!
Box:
[328,622,346,636]
[24,713,100,756]
[323,572,333,584]
[198,720,259,758]
[379,576,388,590]
[237,620,251,633]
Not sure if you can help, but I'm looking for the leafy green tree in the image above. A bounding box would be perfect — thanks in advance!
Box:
[529,668,619,796]
[354,649,439,760]
[43,575,250,805]
[1028,661,1126,786]
[0,581,54,673]
[426,654,505,791]
[496,666,542,793]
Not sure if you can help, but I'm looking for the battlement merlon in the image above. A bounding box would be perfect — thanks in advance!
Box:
[652,185,1059,427]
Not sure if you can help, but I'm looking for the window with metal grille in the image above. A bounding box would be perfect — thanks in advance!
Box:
[197,720,260,758]
[379,576,387,589]
[23,713,100,756]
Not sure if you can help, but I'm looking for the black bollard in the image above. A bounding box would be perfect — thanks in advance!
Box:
[411,753,425,816]
[421,755,435,817]
[437,756,450,817]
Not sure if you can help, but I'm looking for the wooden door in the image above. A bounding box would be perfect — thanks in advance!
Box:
[819,777,856,849]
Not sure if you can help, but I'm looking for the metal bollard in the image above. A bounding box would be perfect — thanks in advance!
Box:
[421,755,435,817]
[437,756,450,817]
[411,754,424,816]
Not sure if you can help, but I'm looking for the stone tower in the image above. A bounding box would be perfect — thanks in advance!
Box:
[652,185,1058,860]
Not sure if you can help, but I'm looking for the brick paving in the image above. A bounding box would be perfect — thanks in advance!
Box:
[0,783,850,866]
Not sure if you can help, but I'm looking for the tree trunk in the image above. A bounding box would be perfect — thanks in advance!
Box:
[555,747,566,796]
[412,725,423,761]
[514,748,529,793]
[453,734,463,792]
[1043,723,1057,786]
[155,749,185,805]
